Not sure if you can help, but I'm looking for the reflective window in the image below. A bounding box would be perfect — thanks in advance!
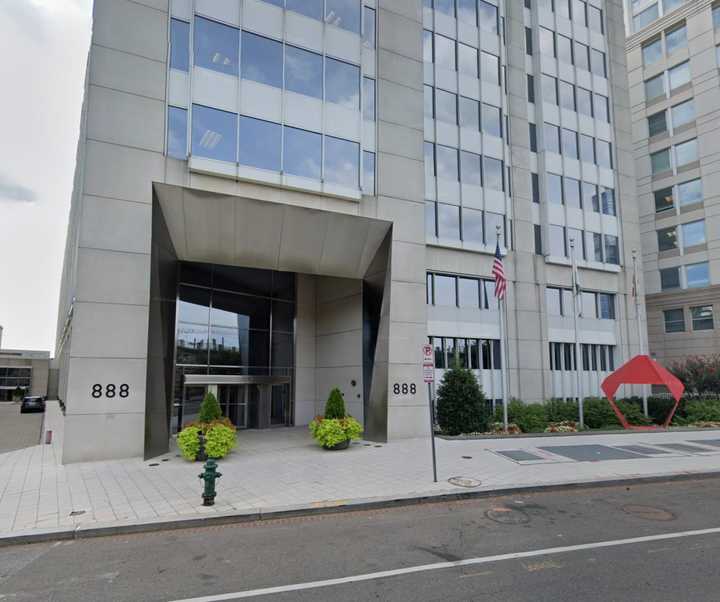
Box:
[194,17,239,76]
[645,74,665,100]
[483,157,504,191]
[434,275,456,306]
[572,0,586,24]
[668,61,690,91]
[601,188,616,216]
[557,35,573,64]
[654,186,674,212]
[594,94,609,122]
[437,203,460,239]
[561,128,578,159]
[460,151,482,186]
[170,19,190,72]
[436,89,458,124]
[283,127,321,179]
[286,0,323,20]
[325,136,359,187]
[675,138,697,167]
[574,42,589,71]
[458,96,479,130]
[648,111,667,137]
[634,4,658,31]
[478,0,499,34]
[580,134,595,163]
[582,292,597,318]
[425,201,437,238]
[582,182,598,211]
[529,123,537,152]
[424,85,434,118]
[547,173,563,204]
[691,306,714,331]
[546,288,562,316]
[657,226,678,251]
[604,235,619,265]
[167,107,187,159]
[532,173,540,204]
[458,278,480,307]
[435,0,455,16]
[596,140,612,169]
[660,266,681,290]
[686,262,710,288]
[549,225,566,257]
[569,228,585,259]
[540,28,555,57]
[362,6,376,48]
[677,179,702,206]
[423,30,433,63]
[527,74,535,103]
[588,5,603,33]
[564,177,581,208]
[545,123,560,153]
[642,38,662,66]
[436,145,459,181]
[682,220,705,248]
[191,104,237,162]
[665,23,687,55]
[435,34,456,71]
[458,44,478,77]
[589,232,603,262]
[599,293,616,320]
[577,88,592,116]
[363,151,375,194]
[559,80,575,111]
[664,0,685,12]
[590,49,606,77]
[285,45,323,98]
[481,52,500,85]
[526,26,534,56]
[363,77,376,120]
[238,116,281,171]
[557,0,571,19]
[671,99,695,128]
[424,142,435,180]
[542,74,558,104]
[482,104,502,137]
[325,57,359,109]
[458,0,478,25]
[325,0,361,33]
[241,32,283,88]
[664,308,685,332]
[484,212,505,246]
[462,207,484,244]
[651,148,671,174]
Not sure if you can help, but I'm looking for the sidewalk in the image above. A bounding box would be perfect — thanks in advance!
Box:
[3,423,720,543]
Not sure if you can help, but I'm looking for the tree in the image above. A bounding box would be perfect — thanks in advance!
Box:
[436,365,488,435]
[199,391,222,423]
[324,388,347,419]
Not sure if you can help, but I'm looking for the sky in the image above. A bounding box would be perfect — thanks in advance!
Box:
[0,0,92,352]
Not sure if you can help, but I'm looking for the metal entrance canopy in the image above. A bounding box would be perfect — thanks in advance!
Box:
[184,375,291,386]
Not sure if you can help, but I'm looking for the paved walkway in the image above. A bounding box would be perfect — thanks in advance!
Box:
[0,403,43,453]
[3,415,720,538]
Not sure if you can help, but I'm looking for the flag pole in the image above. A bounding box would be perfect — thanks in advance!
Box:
[496,226,509,431]
[570,237,584,429]
[633,249,648,417]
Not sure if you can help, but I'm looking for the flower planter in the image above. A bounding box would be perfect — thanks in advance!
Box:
[324,438,350,451]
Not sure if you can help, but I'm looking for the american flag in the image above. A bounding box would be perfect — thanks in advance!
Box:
[492,241,507,300]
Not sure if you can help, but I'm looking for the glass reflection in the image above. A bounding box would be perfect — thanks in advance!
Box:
[286,0,323,20]
[194,17,239,76]
[283,127,321,179]
[325,136,360,187]
[239,116,281,171]
[167,107,187,159]
[326,57,360,109]
[192,105,237,162]
[241,32,283,88]
[170,19,190,72]
[285,45,323,99]
[325,0,361,33]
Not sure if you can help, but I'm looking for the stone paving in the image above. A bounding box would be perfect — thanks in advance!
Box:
[3,412,720,538]
[0,404,43,453]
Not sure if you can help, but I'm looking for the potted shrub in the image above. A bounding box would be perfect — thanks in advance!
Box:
[309,388,363,450]
[177,392,237,461]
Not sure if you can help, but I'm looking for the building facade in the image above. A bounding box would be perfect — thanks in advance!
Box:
[625,0,720,365]
[54,0,644,463]
[0,326,50,402]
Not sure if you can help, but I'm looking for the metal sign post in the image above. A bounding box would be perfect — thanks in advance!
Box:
[423,344,438,483]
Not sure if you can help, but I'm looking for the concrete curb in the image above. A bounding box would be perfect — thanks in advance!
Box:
[3,470,720,547]
[438,426,720,440]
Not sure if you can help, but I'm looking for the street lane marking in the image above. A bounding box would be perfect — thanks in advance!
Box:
[167,526,720,602]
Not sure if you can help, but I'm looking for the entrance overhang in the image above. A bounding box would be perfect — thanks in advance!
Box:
[184,375,292,386]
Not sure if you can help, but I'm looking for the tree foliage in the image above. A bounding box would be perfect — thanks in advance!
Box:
[436,365,488,435]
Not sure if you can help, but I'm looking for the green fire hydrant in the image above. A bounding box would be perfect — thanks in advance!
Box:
[198,458,222,506]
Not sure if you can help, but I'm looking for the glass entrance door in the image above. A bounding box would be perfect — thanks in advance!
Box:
[270,383,290,426]
[218,385,248,428]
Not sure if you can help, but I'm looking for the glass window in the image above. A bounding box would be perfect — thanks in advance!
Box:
[542,74,558,105]
[580,134,595,163]
[283,127,321,179]
[459,97,479,130]
[286,0,323,20]
[573,0,587,24]
[532,173,540,204]
[546,288,562,315]
[590,49,606,77]
[559,80,575,111]
[167,107,187,159]
[588,5,603,33]
[435,0,455,16]
[634,4,659,31]
[363,151,375,194]
[598,294,615,319]
[436,145,459,181]
[682,220,705,248]
[325,136,359,187]
[549,225,566,257]
[596,140,611,168]
[648,111,667,137]
[458,44,478,77]
[435,35,456,71]
[663,0,684,11]
[424,142,435,180]
[540,28,555,57]
[434,275,456,306]
[482,104,502,137]
[194,16,239,76]
[547,173,563,205]
[458,278,480,307]
[478,1,499,33]
[458,0,478,25]
[594,94,609,122]
[481,52,500,85]
[238,116,281,171]
[581,292,597,318]
[362,6,376,48]
[577,88,592,116]
[665,23,687,55]
[645,74,666,100]
[462,207,484,244]
[668,61,690,91]
[664,308,685,332]
[484,212,505,246]
[423,30,433,63]
[569,228,585,259]
[604,235,619,264]
[483,157,504,191]
[285,45,323,98]
[671,99,695,128]
[562,128,578,159]
[691,306,714,331]
[565,177,581,208]
[425,201,436,237]
[588,231,603,262]
[424,85,434,118]
[557,0,571,19]
[657,226,678,251]
[601,188,616,216]
[715,3,720,30]
[534,224,543,255]
[654,186,674,212]
[325,57,360,109]
[675,138,697,167]
[686,262,710,288]
[325,0,361,33]
[527,74,535,103]
[642,38,662,66]
[436,89,458,124]
[582,183,598,211]
[529,123,537,152]
[363,77,376,120]
[191,104,237,162]
[574,42,589,71]
[170,18,190,72]
[660,267,681,290]
[651,148,671,174]
[437,203,460,239]
[241,32,282,88]
[460,151,482,186]
[557,35,573,64]
[545,123,560,153]
[677,179,702,206]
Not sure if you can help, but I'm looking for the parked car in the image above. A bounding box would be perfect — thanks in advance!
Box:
[20,396,45,414]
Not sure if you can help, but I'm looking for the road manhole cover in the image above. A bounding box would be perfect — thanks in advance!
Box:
[621,504,675,521]
[485,506,530,525]
[448,476,482,488]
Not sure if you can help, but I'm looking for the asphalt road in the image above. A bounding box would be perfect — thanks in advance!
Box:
[2,478,720,601]
[0,403,43,453]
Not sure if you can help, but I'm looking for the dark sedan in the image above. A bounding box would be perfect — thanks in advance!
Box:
[20,396,46,413]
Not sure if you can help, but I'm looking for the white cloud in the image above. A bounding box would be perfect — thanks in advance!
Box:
[0,173,37,203]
